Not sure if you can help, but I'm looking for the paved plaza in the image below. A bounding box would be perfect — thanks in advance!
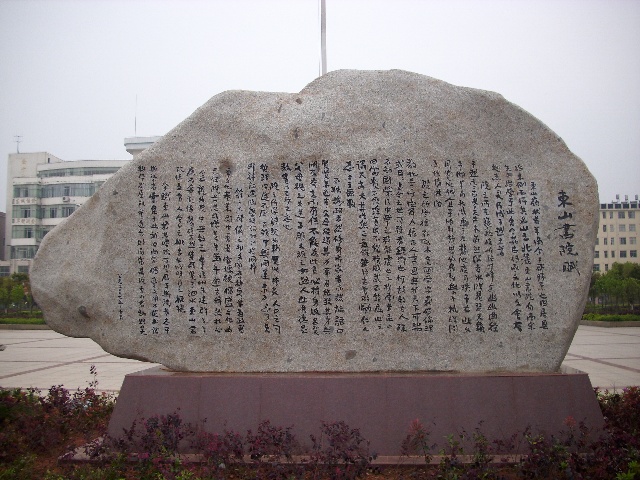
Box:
[0,325,639,393]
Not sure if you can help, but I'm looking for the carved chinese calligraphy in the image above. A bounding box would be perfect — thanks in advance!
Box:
[30,70,599,373]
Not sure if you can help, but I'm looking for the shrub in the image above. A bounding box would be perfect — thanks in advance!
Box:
[310,420,372,480]
[2,381,640,479]
[582,313,640,322]
[191,428,243,477]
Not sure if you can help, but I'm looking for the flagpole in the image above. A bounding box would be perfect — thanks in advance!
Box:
[320,0,327,75]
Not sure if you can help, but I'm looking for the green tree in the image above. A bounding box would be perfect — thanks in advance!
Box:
[9,284,24,313]
[621,262,640,281]
[594,263,640,309]
[8,273,34,314]
[0,277,11,313]
[588,272,601,304]
[596,274,623,307]
[10,272,29,284]
[622,277,640,309]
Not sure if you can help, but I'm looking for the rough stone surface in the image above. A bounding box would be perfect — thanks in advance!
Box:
[31,70,599,373]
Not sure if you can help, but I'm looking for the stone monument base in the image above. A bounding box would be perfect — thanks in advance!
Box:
[107,366,603,456]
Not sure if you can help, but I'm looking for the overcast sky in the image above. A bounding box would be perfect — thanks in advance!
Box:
[1,0,638,211]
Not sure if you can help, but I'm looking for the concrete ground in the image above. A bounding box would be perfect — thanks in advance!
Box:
[0,325,638,393]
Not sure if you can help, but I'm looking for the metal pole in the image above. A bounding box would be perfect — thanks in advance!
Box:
[320,0,327,75]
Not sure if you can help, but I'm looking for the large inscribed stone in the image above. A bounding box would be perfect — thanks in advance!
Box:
[31,70,598,373]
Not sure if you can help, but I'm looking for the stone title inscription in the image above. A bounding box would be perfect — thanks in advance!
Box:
[128,157,581,338]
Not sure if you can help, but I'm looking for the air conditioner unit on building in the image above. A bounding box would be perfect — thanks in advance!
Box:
[62,196,70,203]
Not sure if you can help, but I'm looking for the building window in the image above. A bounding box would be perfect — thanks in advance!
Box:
[631,237,637,245]
[38,166,121,178]
[0,266,9,277]
[11,226,36,239]
[37,226,52,240]
[22,208,31,218]
[629,211,636,219]
[611,238,615,245]
[605,264,609,271]
[621,237,627,245]
[611,251,616,258]
[593,264,600,272]
[595,237,599,245]
[609,211,613,219]
[10,246,37,259]
[49,207,58,218]
[13,185,38,197]
[594,250,599,258]
[618,211,626,219]
[630,224,636,232]
[12,206,40,220]
[40,183,95,198]
[61,206,75,217]
[603,225,607,232]
[604,251,608,258]
[604,238,608,245]
[620,251,627,258]
[610,224,615,232]
[631,250,638,258]
[620,224,626,232]
[602,212,606,219]
[17,266,29,274]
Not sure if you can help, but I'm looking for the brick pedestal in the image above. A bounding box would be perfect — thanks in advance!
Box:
[107,366,603,455]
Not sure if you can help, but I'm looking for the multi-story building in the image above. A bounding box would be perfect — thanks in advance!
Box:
[0,212,5,261]
[593,194,640,273]
[1,136,159,276]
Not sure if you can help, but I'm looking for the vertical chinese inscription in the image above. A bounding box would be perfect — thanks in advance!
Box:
[294,162,309,334]
[419,174,434,332]
[160,180,172,335]
[531,182,548,329]
[557,190,580,276]
[233,175,245,334]
[356,159,371,331]
[258,163,281,334]
[369,159,383,330]
[470,160,485,332]
[174,167,185,326]
[308,160,321,335]
[136,165,146,335]
[185,167,197,334]
[445,159,458,333]
[331,168,346,334]
[455,160,471,333]
[195,170,208,334]
[320,160,332,334]
[148,166,160,335]
[117,274,124,322]
[209,167,223,333]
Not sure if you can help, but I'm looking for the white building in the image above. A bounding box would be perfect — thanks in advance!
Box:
[1,137,159,276]
[593,194,640,273]
[125,136,161,158]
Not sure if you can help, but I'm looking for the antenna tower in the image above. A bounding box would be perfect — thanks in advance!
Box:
[14,135,22,153]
